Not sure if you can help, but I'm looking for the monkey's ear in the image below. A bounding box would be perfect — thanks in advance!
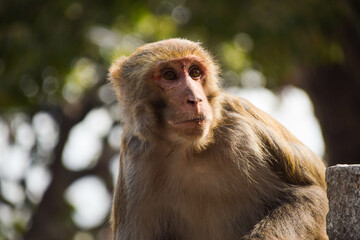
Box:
[109,56,129,103]
[109,56,128,84]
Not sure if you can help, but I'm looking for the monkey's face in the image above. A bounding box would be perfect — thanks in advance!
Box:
[154,56,214,140]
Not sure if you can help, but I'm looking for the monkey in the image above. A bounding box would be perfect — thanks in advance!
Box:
[109,38,328,240]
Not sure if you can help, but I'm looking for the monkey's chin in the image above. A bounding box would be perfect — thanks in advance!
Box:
[168,119,212,143]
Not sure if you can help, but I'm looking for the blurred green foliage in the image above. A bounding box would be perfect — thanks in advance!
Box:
[1,0,356,109]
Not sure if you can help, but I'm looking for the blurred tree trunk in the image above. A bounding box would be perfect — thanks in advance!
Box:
[24,79,114,240]
[301,64,360,166]
[24,110,77,240]
[300,20,360,166]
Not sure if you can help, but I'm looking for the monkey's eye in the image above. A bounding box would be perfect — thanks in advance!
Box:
[162,71,177,81]
[189,68,201,79]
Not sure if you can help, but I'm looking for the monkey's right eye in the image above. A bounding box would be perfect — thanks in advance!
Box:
[162,71,177,81]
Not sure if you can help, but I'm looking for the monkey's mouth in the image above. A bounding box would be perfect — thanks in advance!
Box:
[172,116,208,125]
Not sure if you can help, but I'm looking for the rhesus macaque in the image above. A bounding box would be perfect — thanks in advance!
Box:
[109,39,328,240]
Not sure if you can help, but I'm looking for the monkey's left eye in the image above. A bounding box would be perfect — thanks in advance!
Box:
[162,71,177,81]
[189,68,201,79]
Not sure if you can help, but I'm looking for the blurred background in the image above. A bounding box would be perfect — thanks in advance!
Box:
[0,0,359,239]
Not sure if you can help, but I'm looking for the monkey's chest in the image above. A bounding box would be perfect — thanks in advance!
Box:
[141,160,266,239]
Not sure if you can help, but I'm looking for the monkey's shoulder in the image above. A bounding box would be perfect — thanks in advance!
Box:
[220,93,298,140]
[219,94,273,129]
[219,93,326,187]
[221,94,271,121]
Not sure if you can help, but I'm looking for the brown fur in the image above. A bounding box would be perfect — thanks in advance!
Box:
[109,39,328,240]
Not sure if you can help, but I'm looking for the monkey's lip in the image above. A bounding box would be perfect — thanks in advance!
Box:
[171,117,207,125]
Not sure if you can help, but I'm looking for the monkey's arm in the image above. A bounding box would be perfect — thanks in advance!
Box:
[111,153,128,240]
[233,97,328,239]
[241,185,328,240]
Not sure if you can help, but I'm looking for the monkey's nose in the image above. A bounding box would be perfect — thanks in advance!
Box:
[187,98,202,113]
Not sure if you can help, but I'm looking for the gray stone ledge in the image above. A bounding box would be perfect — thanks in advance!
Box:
[326,164,360,240]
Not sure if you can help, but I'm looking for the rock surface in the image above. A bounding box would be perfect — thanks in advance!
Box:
[326,164,360,240]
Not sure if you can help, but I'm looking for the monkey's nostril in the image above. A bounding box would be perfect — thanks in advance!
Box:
[187,99,196,105]
[187,98,202,105]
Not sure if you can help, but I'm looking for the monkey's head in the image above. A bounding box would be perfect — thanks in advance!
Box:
[109,39,221,148]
